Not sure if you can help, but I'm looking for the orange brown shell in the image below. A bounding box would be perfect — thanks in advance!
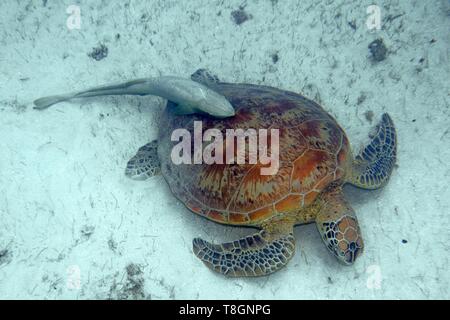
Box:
[158,83,350,226]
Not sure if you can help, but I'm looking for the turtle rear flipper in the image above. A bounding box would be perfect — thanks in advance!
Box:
[193,223,295,277]
[348,113,397,189]
[125,140,160,180]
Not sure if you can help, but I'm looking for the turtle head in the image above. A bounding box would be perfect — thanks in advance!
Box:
[315,187,365,265]
[319,215,364,265]
[319,216,364,265]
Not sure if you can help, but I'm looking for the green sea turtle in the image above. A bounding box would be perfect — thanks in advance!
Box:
[34,69,397,277]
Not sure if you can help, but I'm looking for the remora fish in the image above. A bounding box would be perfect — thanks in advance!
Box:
[33,76,235,118]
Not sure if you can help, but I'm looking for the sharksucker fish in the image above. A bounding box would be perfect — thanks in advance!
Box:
[33,76,235,118]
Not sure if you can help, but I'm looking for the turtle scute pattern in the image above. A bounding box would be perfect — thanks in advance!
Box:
[159,83,350,225]
[193,231,295,277]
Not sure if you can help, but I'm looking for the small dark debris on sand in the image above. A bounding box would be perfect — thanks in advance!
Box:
[357,92,367,105]
[126,263,142,277]
[271,52,279,64]
[348,20,357,30]
[108,238,118,252]
[123,263,145,299]
[80,225,95,241]
[415,57,427,73]
[0,249,12,266]
[385,13,405,24]
[109,263,146,300]
[364,110,374,123]
[231,7,251,25]
[88,43,108,61]
[368,38,387,62]
[1,99,27,114]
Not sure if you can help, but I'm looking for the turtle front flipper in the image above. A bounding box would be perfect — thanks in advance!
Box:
[315,186,364,265]
[193,223,295,277]
[348,113,397,189]
[125,140,160,180]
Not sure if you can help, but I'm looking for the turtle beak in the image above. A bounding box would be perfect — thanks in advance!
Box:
[337,240,364,265]
[332,235,364,265]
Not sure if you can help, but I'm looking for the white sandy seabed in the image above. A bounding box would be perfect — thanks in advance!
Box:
[0,0,449,299]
